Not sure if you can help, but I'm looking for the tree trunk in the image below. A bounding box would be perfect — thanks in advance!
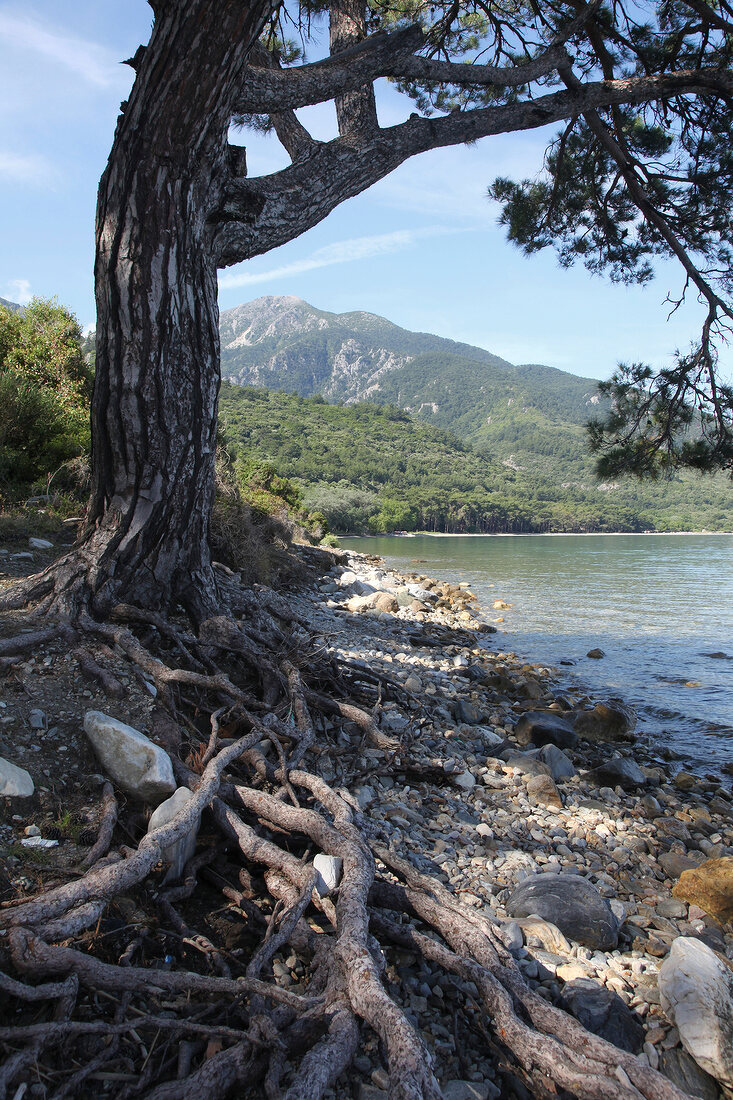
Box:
[13,0,276,620]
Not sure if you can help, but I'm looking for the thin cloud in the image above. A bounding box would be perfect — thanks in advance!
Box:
[4,278,32,305]
[0,150,58,187]
[219,227,461,290]
[0,12,128,88]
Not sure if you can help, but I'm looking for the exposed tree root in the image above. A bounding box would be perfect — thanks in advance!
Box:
[0,565,691,1099]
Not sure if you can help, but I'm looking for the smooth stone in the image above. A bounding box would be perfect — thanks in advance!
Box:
[562,979,645,1053]
[313,853,343,896]
[338,570,358,587]
[374,592,399,613]
[506,873,619,951]
[584,757,646,792]
[455,699,480,725]
[674,771,697,791]
[500,750,552,778]
[587,648,605,659]
[571,701,636,742]
[500,921,524,953]
[513,711,579,751]
[526,773,562,809]
[658,1049,721,1100]
[537,744,577,780]
[658,937,733,1091]
[640,794,663,818]
[474,726,505,749]
[673,857,733,924]
[28,537,53,550]
[147,786,199,882]
[83,710,176,803]
[454,771,477,791]
[659,852,703,879]
[0,756,35,798]
[403,674,422,693]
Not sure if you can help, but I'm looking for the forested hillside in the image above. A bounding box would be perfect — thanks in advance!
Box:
[219,383,731,534]
[219,297,609,484]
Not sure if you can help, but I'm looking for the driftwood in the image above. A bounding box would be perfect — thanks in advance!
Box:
[0,590,691,1100]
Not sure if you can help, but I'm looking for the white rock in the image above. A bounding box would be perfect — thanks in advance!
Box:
[21,836,58,849]
[83,710,175,802]
[338,570,358,587]
[313,853,343,896]
[29,537,53,550]
[147,786,199,881]
[475,726,505,748]
[0,756,34,798]
[659,936,733,1091]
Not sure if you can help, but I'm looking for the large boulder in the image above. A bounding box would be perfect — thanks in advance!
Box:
[84,710,176,803]
[506,873,620,951]
[0,756,34,798]
[571,701,637,742]
[147,786,199,881]
[583,756,647,792]
[658,937,733,1092]
[513,711,579,751]
[561,979,645,1053]
[673,857,733,924]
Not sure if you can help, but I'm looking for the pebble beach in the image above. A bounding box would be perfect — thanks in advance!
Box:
[303,548,733,1099]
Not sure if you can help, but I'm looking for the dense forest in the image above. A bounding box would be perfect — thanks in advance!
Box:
[219,383,732,534]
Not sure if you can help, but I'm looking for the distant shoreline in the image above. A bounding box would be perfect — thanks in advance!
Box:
[342,530,732,539]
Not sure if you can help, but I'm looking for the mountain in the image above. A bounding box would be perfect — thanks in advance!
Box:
[0,297,21,313]
[218,297,732,533]
[218,296,604,478]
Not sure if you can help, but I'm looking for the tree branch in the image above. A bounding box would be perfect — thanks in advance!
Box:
[216,64,733,266]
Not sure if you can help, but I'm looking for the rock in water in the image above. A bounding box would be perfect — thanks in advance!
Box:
[658,937,733,1092]
[147,787,199,881]
[571,701,636,742]
[583,756,646,791]
[0,756,34,798]
[83,710,176,802]
[506,873,619,951]
[562,979,645,1053]
[672,857,733,924]
[512,711,579,751]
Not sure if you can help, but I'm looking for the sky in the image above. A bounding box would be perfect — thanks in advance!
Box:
[0,1,726,382]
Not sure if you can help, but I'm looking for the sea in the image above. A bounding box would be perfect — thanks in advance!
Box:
[340,533,733,774]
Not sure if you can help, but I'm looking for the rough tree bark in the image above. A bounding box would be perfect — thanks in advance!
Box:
[4,0,277,620]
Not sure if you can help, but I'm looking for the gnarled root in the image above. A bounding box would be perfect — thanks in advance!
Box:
[0,576,690,1100]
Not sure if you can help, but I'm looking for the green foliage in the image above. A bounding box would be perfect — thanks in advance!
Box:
[0,299,92,491]
[219,381,732,534]
[588,357,733,478]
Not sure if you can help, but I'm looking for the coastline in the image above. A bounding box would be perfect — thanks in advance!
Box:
[313,545,733,1096]
[343,530,733,538]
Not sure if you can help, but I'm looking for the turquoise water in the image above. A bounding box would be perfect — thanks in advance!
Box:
[341,534,733,772]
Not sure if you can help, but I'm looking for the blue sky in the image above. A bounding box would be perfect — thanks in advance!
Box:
[0,1,724,382]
